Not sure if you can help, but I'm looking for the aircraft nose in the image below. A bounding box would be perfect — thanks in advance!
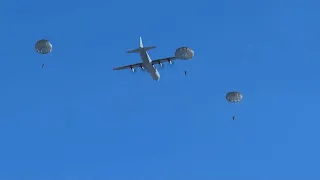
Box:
[154,71,160,81]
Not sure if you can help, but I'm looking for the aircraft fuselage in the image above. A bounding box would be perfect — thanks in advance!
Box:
[139,50,160,81]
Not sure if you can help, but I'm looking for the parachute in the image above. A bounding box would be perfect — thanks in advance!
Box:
[226,91,243,120]
[35,39,52,54]
[226,92,243,103]
[35,39,52,68]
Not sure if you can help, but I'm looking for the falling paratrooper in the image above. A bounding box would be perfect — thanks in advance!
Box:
[35,39,52,68]
[175,47,194,76]
[226,91,243,120]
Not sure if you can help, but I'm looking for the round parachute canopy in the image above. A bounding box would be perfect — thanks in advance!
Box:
[175,47,194,60]
[226,92,243,103]
[35,39,52,54]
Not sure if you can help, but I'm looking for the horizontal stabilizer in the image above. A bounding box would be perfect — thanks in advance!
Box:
[143,46,156,51]
[126,46,156,53]
[126,48,142,53]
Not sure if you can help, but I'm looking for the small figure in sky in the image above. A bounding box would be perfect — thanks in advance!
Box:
[232,116,235,120]
[184,71,187,76]
[42,64,45,68]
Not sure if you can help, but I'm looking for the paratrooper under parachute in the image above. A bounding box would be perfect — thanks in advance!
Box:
[226,91,243,120]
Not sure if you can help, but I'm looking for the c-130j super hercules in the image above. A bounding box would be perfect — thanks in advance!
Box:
[113,37,194,81]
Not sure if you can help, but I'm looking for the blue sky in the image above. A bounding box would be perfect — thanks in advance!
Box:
[0,0,319,179]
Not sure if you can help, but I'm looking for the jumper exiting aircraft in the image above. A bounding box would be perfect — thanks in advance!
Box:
[112,37,194,81]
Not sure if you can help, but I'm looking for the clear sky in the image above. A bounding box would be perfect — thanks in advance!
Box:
[0,0,319,179]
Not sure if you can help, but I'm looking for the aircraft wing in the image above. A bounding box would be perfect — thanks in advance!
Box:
[113,62,144,70]
[151,57,177,65]
[113,57,177,70]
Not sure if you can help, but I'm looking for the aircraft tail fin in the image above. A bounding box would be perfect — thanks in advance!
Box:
[139,36,143,48]
[126,37,156,53]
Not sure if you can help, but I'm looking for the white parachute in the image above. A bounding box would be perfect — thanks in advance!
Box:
[226,92,243,103]
[35,39,52,54]
[226,91,243,120]
[35,39,52,68]
[175,47,194,60]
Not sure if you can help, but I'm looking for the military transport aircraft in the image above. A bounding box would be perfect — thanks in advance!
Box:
[112,37,191,81]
